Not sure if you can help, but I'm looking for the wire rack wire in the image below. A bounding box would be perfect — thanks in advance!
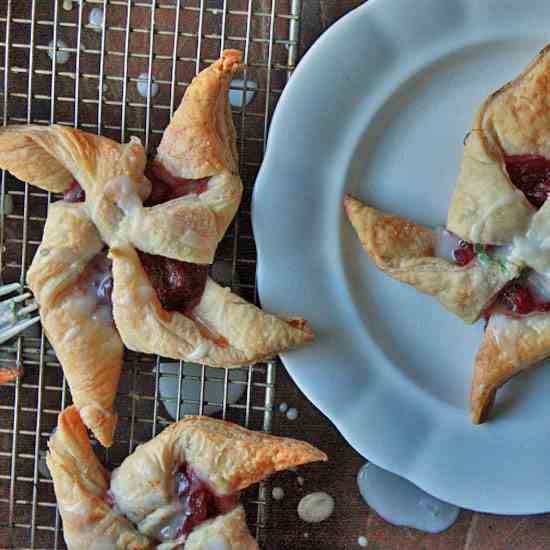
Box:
[0,0,301,547]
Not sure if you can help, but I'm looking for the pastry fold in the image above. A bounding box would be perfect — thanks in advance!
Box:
[109,415,327,524]
[0,51,244,264]
[471,313,550,423]
[0,122,239,265]
[446,47,550,244]
[28,202,123,447]
[110,244,314,367]
[344,195,518,323]
[48,407,326,550]
[156,49,242,179]
[47,406,151,549]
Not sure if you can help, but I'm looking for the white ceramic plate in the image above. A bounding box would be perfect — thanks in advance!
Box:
[252,0,550,514]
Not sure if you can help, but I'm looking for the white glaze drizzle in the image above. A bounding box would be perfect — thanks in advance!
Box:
[490,314,520,367]
[297,492,335,523]
[203,534,230,550]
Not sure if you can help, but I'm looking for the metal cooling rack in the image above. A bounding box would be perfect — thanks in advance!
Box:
[0,0,301,548]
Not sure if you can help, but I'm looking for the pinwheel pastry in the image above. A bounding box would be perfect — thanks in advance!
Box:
[0,50,313,447]
[346,45,550,424]
[47,405,326,549]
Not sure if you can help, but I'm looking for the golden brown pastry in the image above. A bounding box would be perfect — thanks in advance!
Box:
[0,50,314,444]
[46,406,150,549]
[110,244,313,367]
[48,406,327,550]
[28,201,123,447]
[471,312,550,423]
[344,195,519,323]
[447,46,550,244]
[346,45,550,424]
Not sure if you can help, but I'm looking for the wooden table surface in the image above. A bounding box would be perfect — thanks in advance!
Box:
[264,2,550,549]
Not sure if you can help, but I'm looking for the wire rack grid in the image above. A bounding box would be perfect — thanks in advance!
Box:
[0,0,302,548]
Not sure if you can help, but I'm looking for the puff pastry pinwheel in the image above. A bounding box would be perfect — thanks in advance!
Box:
[0,50,313,446]
[346,45,550,424]
[47,405,327,550]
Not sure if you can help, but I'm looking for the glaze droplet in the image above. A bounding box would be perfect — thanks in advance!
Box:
[297,492,335,523]
[286,407,298,421]
[357,463,460,533]
[272,487,285,501]
[357,536,368,547]
[137,73,159,99]
[278,402,288,413]
[88,7,104,32]
[48,39,70,65]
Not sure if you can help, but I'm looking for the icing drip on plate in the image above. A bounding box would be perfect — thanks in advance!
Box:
[357,463,460,533]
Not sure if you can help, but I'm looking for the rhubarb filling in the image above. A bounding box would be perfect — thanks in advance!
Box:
[433,227,477,266]
[174,464,239,539]
[487,271,550,318]
[63,180,85,203]
[137,251,208,313]
[144,161,209,206]
[505,155,550,209]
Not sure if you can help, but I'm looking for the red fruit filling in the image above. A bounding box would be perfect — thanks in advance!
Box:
[175,464,239,538]
[490,279,550,317]
[144,161,209,206]
[505,155,550,208]
[64,180,86,203]
[453,240,475,266]
[137,250,208,313]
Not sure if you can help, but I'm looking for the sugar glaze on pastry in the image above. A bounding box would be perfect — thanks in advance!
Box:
[0,50,313,446]
[346,45,550,424]
[47,406,326,550]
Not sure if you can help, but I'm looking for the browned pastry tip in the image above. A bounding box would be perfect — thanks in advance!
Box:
[220,48,244,71]
[109,414,327,524]
[111,242,314,368]
[47,406,152,549]
[344,194,434,266]
[344,194,517,324]
[0,124,74,192]
[470,313,550,424]
[156,50,244,179]
[28,202,124,448]
[174,416,329,492]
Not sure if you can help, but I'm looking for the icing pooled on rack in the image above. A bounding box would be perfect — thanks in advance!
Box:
[357,463,460,533]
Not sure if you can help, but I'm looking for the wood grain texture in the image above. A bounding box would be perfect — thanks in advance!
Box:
[264,1,550,549]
